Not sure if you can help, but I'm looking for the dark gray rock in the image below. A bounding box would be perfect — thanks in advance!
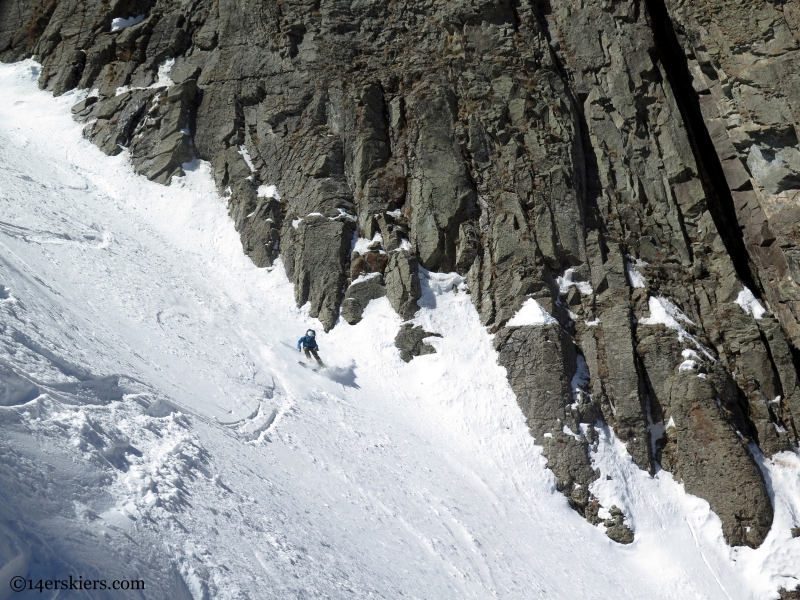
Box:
[349,83,390,192]
[385,250,421,322]
[664,371,774,547]
[0,0,53,61]
[723,313,792,456]
[167,78,197,104]
[78,35,115,89]
[129,80,198,183]
[494,324,599,517]
[145,12,189,69]
[406,84,476,272]
[636,331,684,426]
[664,0,800,348]
[342,274,385,325]
[758,316,800,442]
[70,95,98,118]
[395,324,440,363]
[780,586,800,600]
[237,193,282,268]
[597,296,652,473]
[285,214,353,332]
[84,90,152,156]
[604,506,635,545]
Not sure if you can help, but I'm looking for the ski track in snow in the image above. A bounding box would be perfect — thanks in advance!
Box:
[0,60,799,599]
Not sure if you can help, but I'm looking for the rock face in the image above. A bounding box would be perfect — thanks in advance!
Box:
[284,214,353,331]
[5,0,800,549]
[660,0,800,348]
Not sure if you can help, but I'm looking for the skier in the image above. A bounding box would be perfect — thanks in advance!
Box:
[297,329,325,367]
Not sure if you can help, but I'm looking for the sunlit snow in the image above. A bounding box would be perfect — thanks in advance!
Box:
[736,286,768,320]
[506,298,558,326]
[110,14,146,31]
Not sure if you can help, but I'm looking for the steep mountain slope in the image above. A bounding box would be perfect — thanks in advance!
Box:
[1,0,800,592]
[1,59,800,600]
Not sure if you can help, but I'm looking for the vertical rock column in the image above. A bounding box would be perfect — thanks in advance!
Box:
[495,324,600,520]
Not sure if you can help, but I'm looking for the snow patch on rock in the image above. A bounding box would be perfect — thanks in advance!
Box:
[625,258,648,288]
[639,296,693,330]
[238,145,256,172]
[352,232,383,255]
[257,184,281,200]
[111,14,146,31]
[735,287,767,319]
[557,268,593,296]
[640,297,715,360]
[507,298,558,326]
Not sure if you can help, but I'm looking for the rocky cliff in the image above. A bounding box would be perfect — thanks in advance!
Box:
[3,0,799,553]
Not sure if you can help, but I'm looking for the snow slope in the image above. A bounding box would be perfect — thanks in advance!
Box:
[0,60,799,599]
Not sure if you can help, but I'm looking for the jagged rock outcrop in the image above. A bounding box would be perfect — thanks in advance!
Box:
[494,324,599,518]
[604,506,635,545]
[385,251,421,322]
[4,0,800,550]
[663,368,773,547]
[283,213,354,331]
[395,324,440,363]
[341,274,385,325]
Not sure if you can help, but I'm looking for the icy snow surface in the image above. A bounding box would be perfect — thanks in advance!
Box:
[1,60,799,599]
[736,287,768,320]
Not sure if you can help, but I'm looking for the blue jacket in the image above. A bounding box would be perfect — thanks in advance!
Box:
[297,335,318,350]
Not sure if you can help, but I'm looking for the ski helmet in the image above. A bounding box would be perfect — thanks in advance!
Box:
[307,329,316,337]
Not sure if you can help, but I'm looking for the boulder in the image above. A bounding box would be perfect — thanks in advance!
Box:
[604,506,635,545]
[342,274,385,325]
[395,324,440,363]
